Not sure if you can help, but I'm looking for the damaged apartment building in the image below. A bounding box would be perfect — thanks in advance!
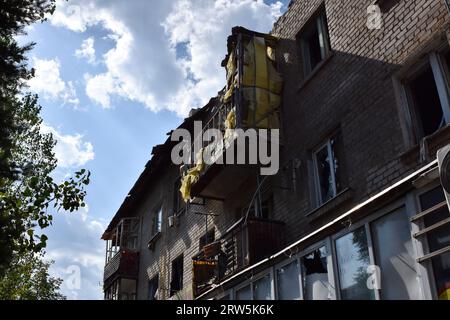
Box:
[102,0,450,300]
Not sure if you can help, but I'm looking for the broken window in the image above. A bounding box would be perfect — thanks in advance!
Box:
[403,49,450,140]
[298,6,331,76]
[151,206,162,236]
[301,246,331,300]
[313,133,344,205]
[148,275,159,300]
[170,254,184,296]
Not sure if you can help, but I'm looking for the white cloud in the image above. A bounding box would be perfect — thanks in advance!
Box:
[75,37,97,65]
[41,123,95,168]
[45,205,106,300]
[84,73,119,108]
[49,0,283,116]
[28,57,80,107]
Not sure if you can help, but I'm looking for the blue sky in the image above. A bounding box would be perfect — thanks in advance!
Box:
[22,0,288,299]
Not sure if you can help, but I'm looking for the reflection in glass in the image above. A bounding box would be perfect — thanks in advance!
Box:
[301,246,330,300]
[371,208,420,299]
[335,227,374,300]
[253,274,272,300]
[276,260,301,300]
[236,285,251,300]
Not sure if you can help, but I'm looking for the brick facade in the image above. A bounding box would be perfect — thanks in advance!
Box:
[103,0,450,300]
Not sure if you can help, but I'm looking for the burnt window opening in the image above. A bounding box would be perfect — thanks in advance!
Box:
[407,65,445,137]
[170,254,184,296]
[199,229,215,251]
[297,6,331,76]
[173,178,184,214]
[313,132,346,205]
[148,275,159,300]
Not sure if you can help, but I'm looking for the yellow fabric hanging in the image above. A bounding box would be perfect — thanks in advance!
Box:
[266,46,276,61]
[238,35,282,129]
[225,108,236,130]
[180,148,204,202]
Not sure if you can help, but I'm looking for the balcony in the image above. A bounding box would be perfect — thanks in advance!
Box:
[192,216,285,297]
[180,27,282,202]
[103,218,140,292]
[104,249,139,283]
[185,103,254,200]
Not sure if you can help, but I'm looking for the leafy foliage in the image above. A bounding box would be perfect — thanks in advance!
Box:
[0,0,91,294]
[0,251,65,300]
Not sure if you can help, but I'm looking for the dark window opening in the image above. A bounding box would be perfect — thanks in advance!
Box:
[199,229,215,251]
[376,0,401,12]
[170,254,184,296]
[148,275,159,300]
[408,65,444,137]
[298,7,330,76]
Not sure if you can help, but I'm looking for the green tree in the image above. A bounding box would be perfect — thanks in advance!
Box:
[0,251,65,300]
[0,0,90,283]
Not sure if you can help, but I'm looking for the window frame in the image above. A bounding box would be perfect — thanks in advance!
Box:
[274,255,303,300]
[273,239,336,301]
[299,240,336,300]
[232,269,275,301]
[312,137,339,206]
[330,197,425,300]
[170,254,184,297]
[224,198,429,300]
[413,181,450,300]
[396,45,450,146]
[298,5,331,77]
[148,274,159,300]
[151,205,163,237]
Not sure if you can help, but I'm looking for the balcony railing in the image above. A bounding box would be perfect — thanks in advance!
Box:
[104,248,139,283]
[188,102,233,173]
[103,218,140,287]
[179,28,282,202]
[192,216,284,297]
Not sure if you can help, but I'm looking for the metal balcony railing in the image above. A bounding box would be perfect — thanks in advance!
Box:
[192,216,284,297]
[103,248,139,283]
